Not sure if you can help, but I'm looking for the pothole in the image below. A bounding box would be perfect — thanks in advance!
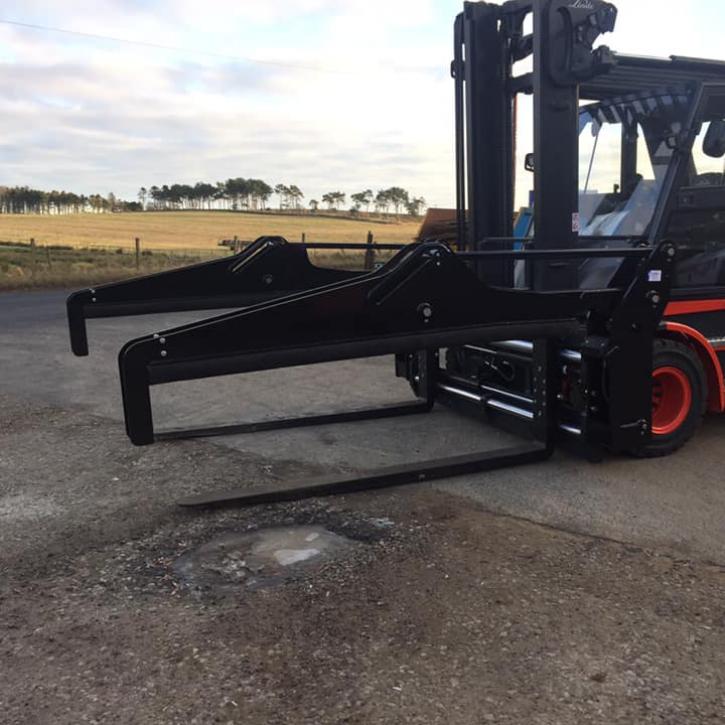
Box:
[173,525,357,594]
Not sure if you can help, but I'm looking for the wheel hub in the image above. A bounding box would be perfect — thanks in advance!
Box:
[652,366,692,436]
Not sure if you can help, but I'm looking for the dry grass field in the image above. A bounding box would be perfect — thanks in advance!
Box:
[0,211,420,291]
[0,243,220,291]
[0,211,421,251]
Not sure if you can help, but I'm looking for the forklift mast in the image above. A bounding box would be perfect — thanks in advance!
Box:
[454,0,617,289]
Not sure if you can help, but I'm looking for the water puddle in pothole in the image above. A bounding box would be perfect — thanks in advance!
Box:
[173,526,357,594]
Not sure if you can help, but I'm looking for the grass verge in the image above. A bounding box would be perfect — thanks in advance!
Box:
[0,242,385,292]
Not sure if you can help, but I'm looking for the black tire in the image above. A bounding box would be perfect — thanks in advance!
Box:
[635,338,708,458]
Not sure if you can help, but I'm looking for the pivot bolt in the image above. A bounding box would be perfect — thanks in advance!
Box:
[263,274,274,285]
[417,303,434,323]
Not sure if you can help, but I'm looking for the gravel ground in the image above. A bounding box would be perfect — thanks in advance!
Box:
[1,392,724,724]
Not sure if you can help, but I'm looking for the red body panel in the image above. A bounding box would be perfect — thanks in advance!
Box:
[662,314,725,412]
[665,300,725,317]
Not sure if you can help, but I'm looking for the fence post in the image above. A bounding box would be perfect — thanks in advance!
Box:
[45,245,52,269]
[135,237,141,269]
[30,238,37,278]
[233,235,240,254]
[364,231,375,271]
[301,232,306,243]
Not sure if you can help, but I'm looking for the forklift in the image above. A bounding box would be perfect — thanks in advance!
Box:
[67,0,725,507]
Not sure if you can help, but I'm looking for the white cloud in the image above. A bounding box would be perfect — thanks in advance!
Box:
[0,0,458,205]
[1,0,724,210]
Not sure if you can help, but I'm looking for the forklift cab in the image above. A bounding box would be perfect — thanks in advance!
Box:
[516,87,725,290]
[576,95,684,240]
[575,86,725,289]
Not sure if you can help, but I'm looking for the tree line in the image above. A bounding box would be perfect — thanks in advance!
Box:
[0,180,427,217]
[140,179,274,211]
[0,186,141,215]
[142,179,426,216]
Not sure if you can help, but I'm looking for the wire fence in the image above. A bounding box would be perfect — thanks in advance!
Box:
[0,231,401,290]
[0,238,224,290]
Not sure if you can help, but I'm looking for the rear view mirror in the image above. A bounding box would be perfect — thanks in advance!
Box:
[524,153,535,172]
[703,120,725,158]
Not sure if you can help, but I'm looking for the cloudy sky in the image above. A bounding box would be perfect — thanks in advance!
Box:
[1,0,724,207]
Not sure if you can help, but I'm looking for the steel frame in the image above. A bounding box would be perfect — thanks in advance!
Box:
[67,236,387,355]
[114,239,673,507]
[119,242,595,444]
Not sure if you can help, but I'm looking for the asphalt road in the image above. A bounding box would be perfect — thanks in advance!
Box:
[2,289,725,564]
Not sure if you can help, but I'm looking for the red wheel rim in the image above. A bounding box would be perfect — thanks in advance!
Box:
[652,366,692,436]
